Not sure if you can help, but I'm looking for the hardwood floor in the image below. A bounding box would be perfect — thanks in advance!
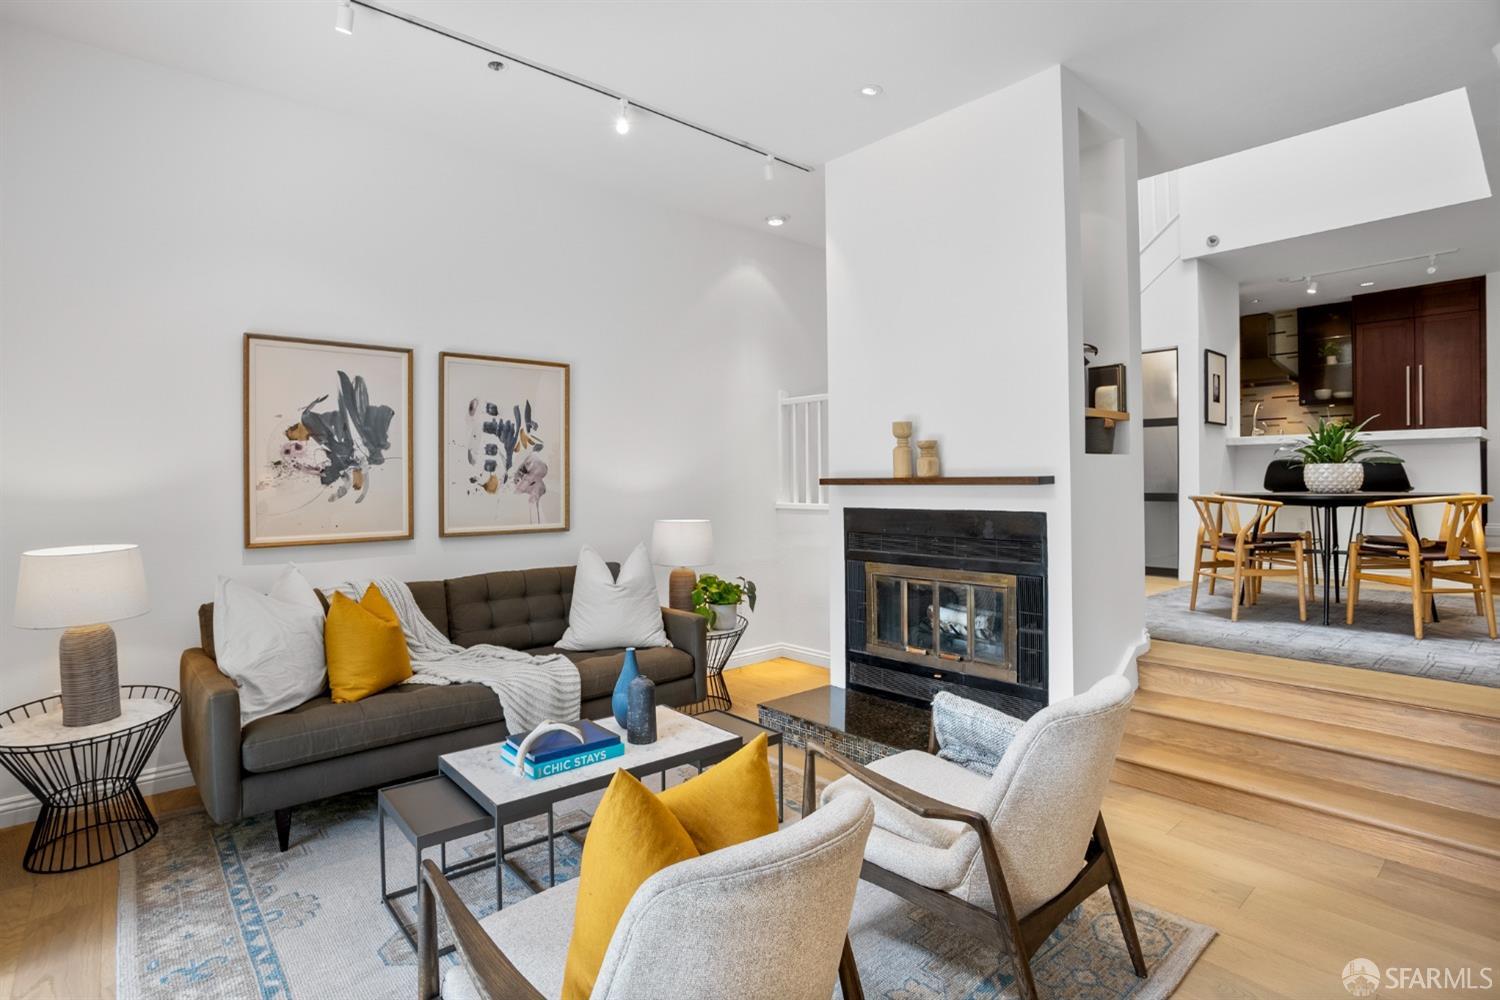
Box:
[1,653,1495,999]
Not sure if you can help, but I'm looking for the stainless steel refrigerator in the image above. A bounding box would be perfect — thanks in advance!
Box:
[1142,348,1179,575]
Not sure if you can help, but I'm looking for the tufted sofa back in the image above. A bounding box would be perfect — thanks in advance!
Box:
[197,563,616,659]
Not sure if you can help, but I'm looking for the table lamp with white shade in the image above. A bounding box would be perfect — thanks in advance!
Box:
[13,544,148,727]
[650,519,713,612]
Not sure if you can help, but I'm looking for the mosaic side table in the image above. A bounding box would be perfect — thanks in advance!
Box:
[0,685,179,873]
[685,619,748,714]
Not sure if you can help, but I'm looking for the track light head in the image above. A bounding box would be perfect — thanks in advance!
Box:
[1426,254,1437,275]
[335,0,353,35]
[763,153,775,182]
[614,98,631,136]
[1305,279,1318,295]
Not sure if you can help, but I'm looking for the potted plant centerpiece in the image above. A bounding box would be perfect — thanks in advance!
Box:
[691,574,757,630]
[1281,416,1397,493]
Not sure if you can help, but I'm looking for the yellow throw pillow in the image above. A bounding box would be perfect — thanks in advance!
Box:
[658,732,778,853]
[562,770,699,1000]
[561,734,779,998]
[324,585,412,703]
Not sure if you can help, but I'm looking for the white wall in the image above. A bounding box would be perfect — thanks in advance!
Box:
[825,66,1142,702]
[1179,89,1491,259]
[0,24,828,816]
[1138,229,1240,579]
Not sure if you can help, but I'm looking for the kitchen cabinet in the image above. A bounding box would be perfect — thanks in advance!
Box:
[1296,303,1353,406]
[1353,278,1485,431]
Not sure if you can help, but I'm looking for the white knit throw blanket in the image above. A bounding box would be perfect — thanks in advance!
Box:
[337,577,580,734]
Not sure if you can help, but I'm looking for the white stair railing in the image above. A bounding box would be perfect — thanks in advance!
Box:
[777,391,829,509]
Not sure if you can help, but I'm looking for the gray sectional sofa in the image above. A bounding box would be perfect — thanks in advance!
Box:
[180,564,708,850]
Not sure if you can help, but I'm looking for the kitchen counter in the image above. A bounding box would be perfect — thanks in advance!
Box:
[1226,426,1487,447]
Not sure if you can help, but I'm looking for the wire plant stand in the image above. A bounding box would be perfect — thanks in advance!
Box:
[0,684,179,874]
[684,619,747,714]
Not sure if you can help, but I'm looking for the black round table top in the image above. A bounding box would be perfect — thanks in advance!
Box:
[1226,491,1451,506]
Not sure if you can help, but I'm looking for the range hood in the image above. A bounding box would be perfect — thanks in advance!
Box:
[1240,312,1299,385]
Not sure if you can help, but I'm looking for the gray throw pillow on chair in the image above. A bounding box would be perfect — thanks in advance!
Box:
[932,691,1026,775]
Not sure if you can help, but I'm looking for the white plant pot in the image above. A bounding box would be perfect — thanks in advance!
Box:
[1303,462,1364,494]
[711,604,739,630]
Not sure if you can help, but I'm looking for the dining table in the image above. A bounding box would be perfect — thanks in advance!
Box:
[1230,491,1451,626]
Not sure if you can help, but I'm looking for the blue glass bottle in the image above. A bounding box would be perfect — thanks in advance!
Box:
[611,647,639,727]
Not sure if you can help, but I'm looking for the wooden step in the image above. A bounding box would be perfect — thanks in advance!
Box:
[1129,691,1500,818]
[1114,738,1500,891]
[1138,643,1500,754]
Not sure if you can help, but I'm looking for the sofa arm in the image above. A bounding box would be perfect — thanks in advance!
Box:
[180,648,243,824]
[661,607,709,701]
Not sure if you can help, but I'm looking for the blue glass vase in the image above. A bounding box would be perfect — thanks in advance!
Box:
[611,647,639,727]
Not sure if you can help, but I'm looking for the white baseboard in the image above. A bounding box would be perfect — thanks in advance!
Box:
[725,642,830,670]
[0,759,197,830]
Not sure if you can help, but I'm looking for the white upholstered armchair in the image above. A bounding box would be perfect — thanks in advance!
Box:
[809,676,1146,1000]
[419,793,875,1000]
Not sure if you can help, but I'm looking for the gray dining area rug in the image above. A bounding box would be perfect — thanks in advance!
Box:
[118,772,1213,999]
[1147,581,1500,687]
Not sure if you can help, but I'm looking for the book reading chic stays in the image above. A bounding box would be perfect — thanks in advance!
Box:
[499,720,624,779]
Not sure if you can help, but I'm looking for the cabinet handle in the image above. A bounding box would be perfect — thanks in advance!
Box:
[1404,365,1411,426]
[1417,364,1424,425]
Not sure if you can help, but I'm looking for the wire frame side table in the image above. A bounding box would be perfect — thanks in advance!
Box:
[686,619,748,714]
[0,685,179,874]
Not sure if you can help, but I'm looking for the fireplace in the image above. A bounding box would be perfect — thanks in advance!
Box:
[845,508,1046,718]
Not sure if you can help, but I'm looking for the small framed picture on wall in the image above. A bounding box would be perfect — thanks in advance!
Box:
[1204,349,1228,426]
[243,333,414,548]
[439,352,570,536]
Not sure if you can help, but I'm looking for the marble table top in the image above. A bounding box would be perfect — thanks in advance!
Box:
[0,697,173,748]
[439,707,741,817]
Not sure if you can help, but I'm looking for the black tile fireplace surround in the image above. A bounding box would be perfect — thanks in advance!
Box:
[845,507,1047,719]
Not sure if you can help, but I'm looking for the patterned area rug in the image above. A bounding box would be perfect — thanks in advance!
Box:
[119,767,1212,999]
[1147,582,1500,687]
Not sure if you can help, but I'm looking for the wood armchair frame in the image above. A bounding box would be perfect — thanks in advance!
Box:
[417,852,869,999]
[1347,494,1496,639]
[1188,494,1313,621]
[803,740,1147,1000]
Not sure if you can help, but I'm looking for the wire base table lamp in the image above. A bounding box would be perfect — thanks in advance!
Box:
[650,519,713,612]
[14,544,149,726]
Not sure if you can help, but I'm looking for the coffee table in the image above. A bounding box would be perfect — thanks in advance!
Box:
[438,706,742,908]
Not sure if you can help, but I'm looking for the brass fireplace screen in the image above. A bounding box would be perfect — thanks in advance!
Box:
[865,562,1018,682]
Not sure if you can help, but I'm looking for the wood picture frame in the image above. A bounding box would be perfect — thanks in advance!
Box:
[243,333,414,548]
[1204,349,1228,426]
[439,351,570,537]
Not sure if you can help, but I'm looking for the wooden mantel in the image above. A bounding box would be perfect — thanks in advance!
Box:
[818,475,1056,486]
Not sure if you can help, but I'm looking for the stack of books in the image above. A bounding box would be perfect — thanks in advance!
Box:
[500,720,624,779]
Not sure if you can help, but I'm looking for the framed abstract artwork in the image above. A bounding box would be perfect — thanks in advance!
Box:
[439,352,570,537]
[243,333,414,548]
[1204,349,1228,426]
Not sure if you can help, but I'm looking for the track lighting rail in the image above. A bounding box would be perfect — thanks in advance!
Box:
[350,0,815,173]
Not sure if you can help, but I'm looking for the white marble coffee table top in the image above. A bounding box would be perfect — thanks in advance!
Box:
[439,707,741,818]
[0,698,173,748]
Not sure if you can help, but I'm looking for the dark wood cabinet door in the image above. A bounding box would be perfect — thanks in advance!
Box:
[1416,311,1484,428]
[1353,319,1414,430]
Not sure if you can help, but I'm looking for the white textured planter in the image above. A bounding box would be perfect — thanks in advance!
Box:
[1303,462,1364,494]
[711,604,739,630]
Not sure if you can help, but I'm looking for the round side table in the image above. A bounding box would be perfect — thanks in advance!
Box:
[688,619,748,714]
[0,685,179,873]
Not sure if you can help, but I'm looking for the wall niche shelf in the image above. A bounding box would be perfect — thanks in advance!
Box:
[819,475,1056,486]
[1083,408,1130,429]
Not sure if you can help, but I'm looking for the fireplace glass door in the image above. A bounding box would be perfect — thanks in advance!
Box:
[865,562,1018,682]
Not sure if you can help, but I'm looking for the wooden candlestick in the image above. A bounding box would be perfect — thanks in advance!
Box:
[892,421,914,478]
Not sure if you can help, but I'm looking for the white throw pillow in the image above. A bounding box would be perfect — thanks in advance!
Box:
[556,544,671,651]
[213,565,328,725]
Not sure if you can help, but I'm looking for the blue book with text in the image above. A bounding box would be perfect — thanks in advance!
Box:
[502,720,621,764]
[500,740,624,779]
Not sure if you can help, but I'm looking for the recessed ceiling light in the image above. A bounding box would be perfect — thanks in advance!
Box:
[1359,281,1375,287]
[859,85,884,97]
[765,215,788,227]
[1250,298,1259,304]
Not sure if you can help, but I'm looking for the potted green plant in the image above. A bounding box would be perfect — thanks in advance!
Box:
[1319,341,1341,365]
[691,574,757,630]
[1279,415,1397,493]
